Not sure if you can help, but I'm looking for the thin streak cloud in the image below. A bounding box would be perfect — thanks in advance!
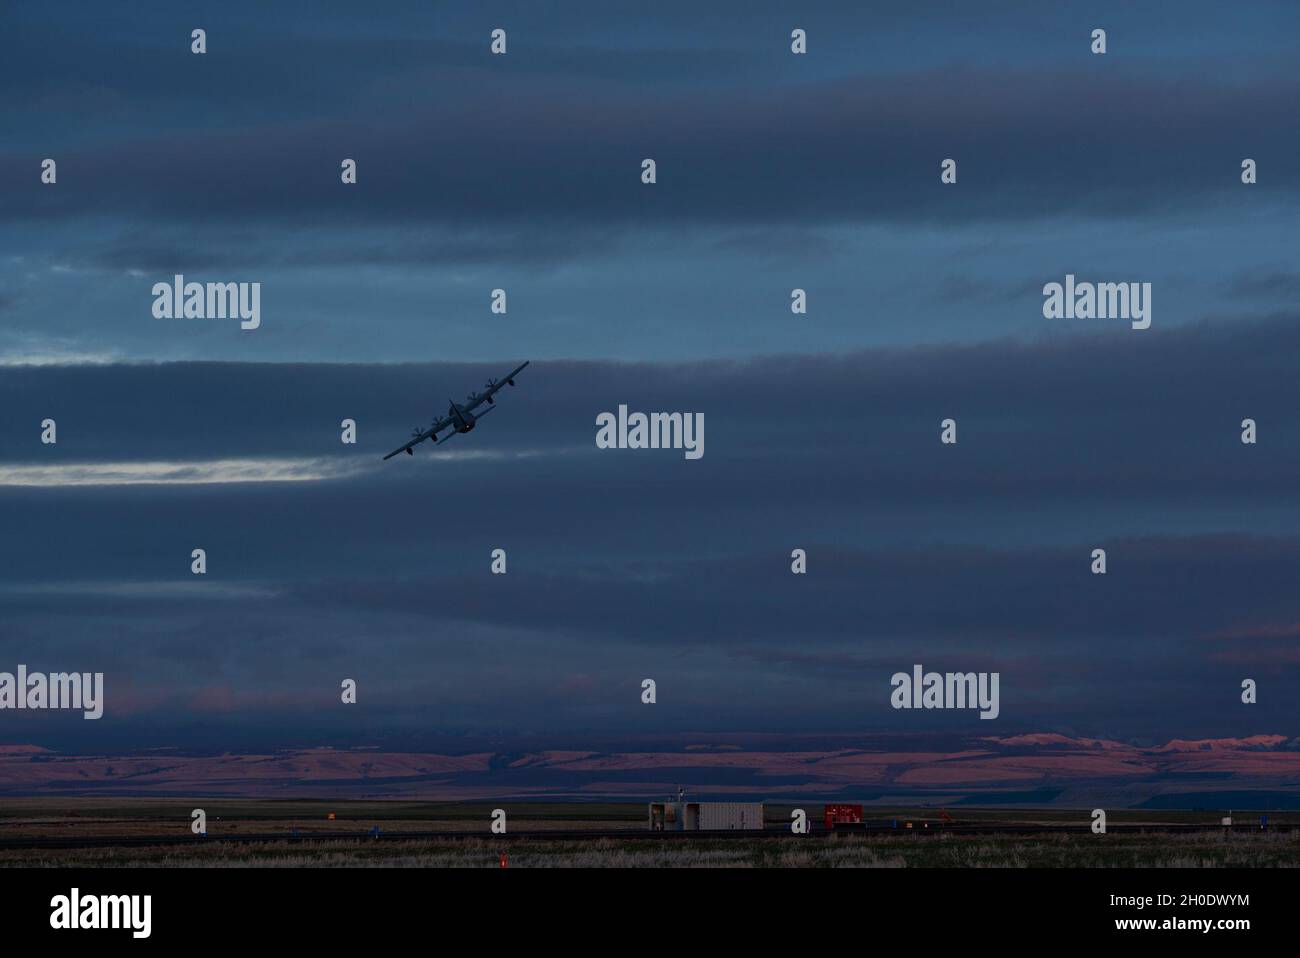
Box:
[0,457,361,487]
[0,448,565,487]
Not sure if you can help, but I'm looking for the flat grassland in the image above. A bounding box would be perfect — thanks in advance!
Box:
[1,799,1295,867]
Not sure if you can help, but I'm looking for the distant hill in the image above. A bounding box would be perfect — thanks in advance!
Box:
[3,732,1299,806]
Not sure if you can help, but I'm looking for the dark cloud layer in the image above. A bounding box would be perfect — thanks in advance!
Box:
[3,1,1297,368]
[3,311,1299,472]
[1,315,1298,748]
[6,66,1298,233]
[5,2,1298,235]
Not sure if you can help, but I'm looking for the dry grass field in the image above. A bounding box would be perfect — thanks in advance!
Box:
[3,831,1299,868]
[0,797,644,840]
[1,799,1297,867]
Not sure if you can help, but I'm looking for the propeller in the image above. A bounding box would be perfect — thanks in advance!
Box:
[411,427,424,438]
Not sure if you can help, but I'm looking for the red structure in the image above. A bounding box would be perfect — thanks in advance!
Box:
[824,803,864,830]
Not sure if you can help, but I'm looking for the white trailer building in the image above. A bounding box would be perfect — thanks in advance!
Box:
[648,801,765,831]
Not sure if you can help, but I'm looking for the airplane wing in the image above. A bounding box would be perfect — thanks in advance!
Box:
[382,433,428,460]
[382,414,453,460]
[466,361,530,411]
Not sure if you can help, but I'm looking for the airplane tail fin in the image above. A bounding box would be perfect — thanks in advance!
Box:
[448,400,468,428]
[436,404,495,445]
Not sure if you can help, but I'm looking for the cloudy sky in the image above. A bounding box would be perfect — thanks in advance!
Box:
[2,1,1298,753]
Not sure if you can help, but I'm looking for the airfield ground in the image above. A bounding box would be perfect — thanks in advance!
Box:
[0,799,1297,867]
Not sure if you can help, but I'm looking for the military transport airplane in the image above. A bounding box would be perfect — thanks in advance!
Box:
[383,362,530,460]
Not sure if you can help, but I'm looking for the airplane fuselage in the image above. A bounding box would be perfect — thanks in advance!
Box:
[450,403,477,433]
